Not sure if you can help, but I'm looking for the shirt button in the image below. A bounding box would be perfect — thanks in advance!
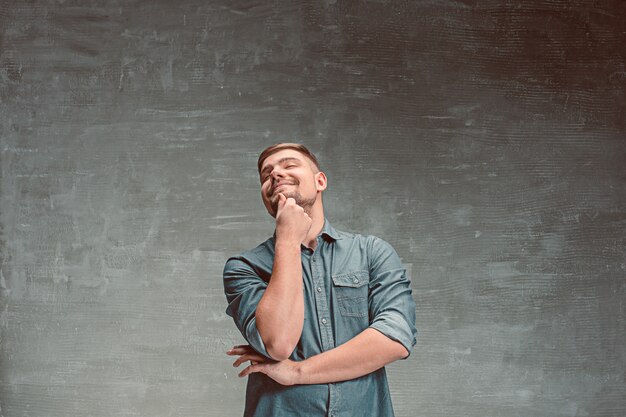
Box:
[316,286,322,293]
[312,257,317,262]
[321,318,327,325]
[352,277,359,284]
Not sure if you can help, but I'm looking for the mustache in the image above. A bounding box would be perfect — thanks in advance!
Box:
[270,180,297,196]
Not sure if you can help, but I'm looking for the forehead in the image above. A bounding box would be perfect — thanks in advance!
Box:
[260,149,310,170]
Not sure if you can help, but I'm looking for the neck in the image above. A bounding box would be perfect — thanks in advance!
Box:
[303,203,325,250]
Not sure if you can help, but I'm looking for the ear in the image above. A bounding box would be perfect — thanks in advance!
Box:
[315,171,327,192]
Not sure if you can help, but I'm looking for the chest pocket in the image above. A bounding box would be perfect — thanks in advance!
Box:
[332,270,370,318]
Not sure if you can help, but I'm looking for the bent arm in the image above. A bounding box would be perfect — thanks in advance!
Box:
[223,244,304,362]
[297,327,407,384]
[224,195,312,361]
[234,327,408,385]
[294,236,416,383]
[255,240,304,360]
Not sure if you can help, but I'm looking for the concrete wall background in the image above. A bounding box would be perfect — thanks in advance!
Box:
[1,1,624,416]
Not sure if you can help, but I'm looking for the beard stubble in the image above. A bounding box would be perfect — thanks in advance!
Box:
[270,189,317,217]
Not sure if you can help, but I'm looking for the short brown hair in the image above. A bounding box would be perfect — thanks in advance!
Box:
[257,143,321,174]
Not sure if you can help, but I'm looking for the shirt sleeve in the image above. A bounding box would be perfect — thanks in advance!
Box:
[366,236,418,357]
[223,256,272,359]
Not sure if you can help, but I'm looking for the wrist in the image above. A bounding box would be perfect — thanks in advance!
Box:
[274,238,302,249]
[293,359,307,385]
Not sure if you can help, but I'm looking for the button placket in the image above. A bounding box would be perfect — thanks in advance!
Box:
[311,242,335,352]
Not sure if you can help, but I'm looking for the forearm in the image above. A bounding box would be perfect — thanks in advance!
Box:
[296,328,409,384]
[255,240,304,359]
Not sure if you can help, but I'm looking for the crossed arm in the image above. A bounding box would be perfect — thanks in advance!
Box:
[227,239,408,384]
[223,236,416,386]
[227,327,408,386]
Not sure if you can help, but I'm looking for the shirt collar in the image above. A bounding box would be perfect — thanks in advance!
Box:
[320,218,342,241]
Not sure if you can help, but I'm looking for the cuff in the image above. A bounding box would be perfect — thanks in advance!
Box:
[245,317,273,359]
[369,310,417,358]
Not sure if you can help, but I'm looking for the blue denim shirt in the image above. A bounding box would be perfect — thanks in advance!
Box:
[223,219,418,417]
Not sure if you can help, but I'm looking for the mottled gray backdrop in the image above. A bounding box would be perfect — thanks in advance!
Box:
[1,1,625,416]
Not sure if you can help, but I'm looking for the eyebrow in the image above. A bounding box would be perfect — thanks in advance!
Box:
[260,157,302,177]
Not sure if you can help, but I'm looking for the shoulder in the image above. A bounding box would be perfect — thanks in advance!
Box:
[333,226,394,253]
[223,237,275,276]
[331,227,400,270]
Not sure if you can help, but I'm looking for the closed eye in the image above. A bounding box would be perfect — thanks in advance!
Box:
[259,157,302,183]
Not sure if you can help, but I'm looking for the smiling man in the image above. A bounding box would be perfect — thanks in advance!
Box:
[223,143,417,417]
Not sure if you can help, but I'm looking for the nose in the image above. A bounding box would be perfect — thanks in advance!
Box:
[269,167,285,182]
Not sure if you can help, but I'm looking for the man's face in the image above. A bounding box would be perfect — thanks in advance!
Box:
[259,149,326,218]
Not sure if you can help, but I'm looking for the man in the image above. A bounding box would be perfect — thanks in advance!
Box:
[223,143,417,417]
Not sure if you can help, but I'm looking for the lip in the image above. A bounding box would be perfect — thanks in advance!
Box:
[271,182,294,195]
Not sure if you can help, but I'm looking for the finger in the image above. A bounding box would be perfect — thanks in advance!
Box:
[231,344,252,350]
[239,363,264,378]
[232,353,267,368]
[239,354,274,366]
[227,345,255,355]
[238,363,254,377]
[280,197,299,210]
[233,356,248,368]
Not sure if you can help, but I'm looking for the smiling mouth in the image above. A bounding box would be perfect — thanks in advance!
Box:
[272,183,294,194]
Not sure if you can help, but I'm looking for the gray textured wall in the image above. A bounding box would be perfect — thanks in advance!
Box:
[1,1,625,416]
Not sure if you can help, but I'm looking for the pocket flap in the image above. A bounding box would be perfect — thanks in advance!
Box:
[331,270,369,288]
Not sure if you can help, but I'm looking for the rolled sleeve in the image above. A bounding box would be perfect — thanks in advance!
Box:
[370,310,416,355]
[223,257,272,359]
[367,237,418,357]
